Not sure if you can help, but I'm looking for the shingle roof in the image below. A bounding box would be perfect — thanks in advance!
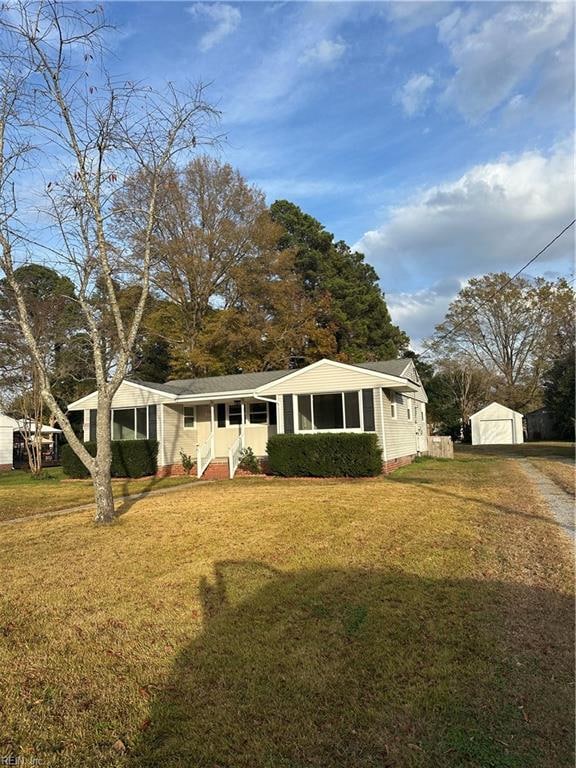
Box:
[355,359,411,379]
[129,369,290,396]
[129,358,413,398]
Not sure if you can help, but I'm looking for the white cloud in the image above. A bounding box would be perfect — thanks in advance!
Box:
[387,2,452,33]
[225,3,354,124]
[355,142,575,342]
[438,3,574,120]
[299,38,347,66]
[399,73,434,116]
[188,3,241,52]
[387,278,464,349]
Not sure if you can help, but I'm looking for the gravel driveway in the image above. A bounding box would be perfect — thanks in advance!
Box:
[517,458,575,542]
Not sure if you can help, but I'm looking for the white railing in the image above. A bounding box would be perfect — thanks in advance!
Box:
[228,431,244,479]
[196,431,214,478]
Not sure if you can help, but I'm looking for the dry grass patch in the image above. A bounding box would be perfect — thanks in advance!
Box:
[0,458,573,767]
[0,469,194,522]
[528,457,575,497]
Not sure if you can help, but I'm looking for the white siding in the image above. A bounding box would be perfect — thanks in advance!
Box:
[471,402,524,445]
[401,360,428,404]
[160,400,277,466]
[261,360,411,396]
[381,389,422,460]
[0,426,13,467]
[162,404,200,466]
[73,381,170,410]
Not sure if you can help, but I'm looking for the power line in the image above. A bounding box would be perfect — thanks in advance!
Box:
[416,218,576,362]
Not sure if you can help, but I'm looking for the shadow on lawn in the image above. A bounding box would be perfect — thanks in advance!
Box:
[130,561,574,768]
[389,473,570,531]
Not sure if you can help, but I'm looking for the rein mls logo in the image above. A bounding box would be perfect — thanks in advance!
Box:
[1,759,43,766]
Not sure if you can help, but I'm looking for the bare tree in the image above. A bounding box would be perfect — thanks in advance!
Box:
[431,273,575,412]
[0,1,218,522]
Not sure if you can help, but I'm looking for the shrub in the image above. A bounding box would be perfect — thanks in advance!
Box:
[266,433,382,478]
[238,446,261,474]
[61,440,159,479]
[180,450,195,476]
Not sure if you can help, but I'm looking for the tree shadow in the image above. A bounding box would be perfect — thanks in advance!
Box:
[389,473,571,531]
[129,561,574,768]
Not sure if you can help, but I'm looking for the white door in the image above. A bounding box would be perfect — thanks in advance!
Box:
[480,419,514,444]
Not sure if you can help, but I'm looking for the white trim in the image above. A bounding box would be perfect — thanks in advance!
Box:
[67,379,177,410]
[110,406,149,441]
[175,389,259,402]
[255,358,419,395]
[379,387,388,462]
[470,401,523,419]
[159,404,165,467]
[293,390,364,434]
[247,401,269,425]
[182,405,196,429]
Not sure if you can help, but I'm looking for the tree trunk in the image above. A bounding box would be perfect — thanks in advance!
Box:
[93,400,116,524]
[93,461,115,524]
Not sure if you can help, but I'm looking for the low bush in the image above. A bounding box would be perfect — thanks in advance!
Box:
[61,439,159,479]
[238,446,261,474]
[266,433,382,478]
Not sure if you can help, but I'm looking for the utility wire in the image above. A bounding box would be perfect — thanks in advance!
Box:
[416,218,576,362]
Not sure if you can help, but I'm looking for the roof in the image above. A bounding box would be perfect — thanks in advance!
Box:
[129,369,290,396]
[129,358,414,397]
[355,359,412,379]
[470,401,523,419]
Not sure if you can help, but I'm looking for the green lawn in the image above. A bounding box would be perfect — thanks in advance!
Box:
[0,456,573,767]
[0,467,195,522]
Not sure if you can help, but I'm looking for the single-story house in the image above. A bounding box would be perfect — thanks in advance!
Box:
[470,402,524,446]
[0,413,18,471]
[67,358,429,478]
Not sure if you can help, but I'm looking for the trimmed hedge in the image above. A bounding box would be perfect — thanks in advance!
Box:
[266,433,382,478]
[61,439,159,479]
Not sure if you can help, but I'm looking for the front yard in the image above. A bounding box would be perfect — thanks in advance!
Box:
[0,455,573,767]
[0,468,194,522]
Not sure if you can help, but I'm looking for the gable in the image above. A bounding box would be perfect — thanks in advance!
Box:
[255,359,418,396]
[471,402,522,420]
[68,380,175,411]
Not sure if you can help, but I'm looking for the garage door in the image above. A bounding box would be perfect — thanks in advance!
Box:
[481,419,513,444]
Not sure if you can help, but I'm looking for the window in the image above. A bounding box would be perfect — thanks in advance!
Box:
[249,402,268,424]
[183,407,195,429]
[390,392,403,419]
[406,399,412,421]
[298,395,312,430]
[228,402,242,425]
[296,392,361,432]
[112,407,147,440]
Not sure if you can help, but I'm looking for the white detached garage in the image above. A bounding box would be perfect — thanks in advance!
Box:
[470,402,524,446]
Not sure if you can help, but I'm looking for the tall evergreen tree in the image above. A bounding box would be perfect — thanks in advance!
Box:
[270,200,409,361]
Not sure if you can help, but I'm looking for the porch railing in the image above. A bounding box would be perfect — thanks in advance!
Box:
[196,430,214,478]
[228,431,244,479]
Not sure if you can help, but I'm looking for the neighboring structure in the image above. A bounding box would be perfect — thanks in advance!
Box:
[0,413,18,471]
[524,407,558,441]
[0,416,62,471]
[67,358,429,478]
[470,402,524,446]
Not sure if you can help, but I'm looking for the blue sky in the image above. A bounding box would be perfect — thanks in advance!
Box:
[104,1,574,345]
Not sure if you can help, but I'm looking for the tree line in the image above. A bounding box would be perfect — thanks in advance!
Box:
[420,272,575,440]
